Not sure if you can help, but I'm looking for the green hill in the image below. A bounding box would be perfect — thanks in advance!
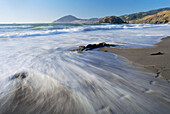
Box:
[120,7,170,22]
[129,10,170,24]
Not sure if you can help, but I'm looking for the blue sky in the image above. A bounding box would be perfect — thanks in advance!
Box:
[0,0,170,23]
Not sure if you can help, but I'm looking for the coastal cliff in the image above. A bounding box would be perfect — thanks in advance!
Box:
[120,7,170,22]
[129,10,170,24]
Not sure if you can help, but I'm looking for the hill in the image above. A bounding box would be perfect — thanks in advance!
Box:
[120,7,170,22]
[99,16,126,24]
[54,15,80,23]
[53,15,100,24]
[53,7,170,24]
[129,10,170,24]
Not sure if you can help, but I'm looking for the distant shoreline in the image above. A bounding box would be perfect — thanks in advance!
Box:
[99,36,170,81]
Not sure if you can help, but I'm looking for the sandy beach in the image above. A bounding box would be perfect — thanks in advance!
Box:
[99,36,170,81]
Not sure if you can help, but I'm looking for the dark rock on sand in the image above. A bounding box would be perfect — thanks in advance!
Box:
[11,72,28,80]
[151,52,164,55]
[99,16,126,24]
[71,42,115,53]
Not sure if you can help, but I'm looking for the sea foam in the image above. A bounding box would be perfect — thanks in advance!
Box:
[0,24,170,113]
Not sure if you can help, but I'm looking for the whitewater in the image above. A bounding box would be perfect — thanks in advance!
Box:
[0,23,170,114]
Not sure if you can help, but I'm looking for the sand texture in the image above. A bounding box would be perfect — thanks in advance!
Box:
[99,36,170,80]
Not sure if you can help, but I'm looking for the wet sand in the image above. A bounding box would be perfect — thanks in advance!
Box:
[99,36,170,80]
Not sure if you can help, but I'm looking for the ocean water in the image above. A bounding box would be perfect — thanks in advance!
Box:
[0,23,170,114]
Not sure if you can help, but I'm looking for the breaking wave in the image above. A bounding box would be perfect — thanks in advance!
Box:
[0,24,169,38]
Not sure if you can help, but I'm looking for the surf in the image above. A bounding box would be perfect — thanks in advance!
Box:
[0,24,170,113]
[0,24,169,38]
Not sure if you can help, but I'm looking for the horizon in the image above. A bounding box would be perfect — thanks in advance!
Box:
[0,0,170,23]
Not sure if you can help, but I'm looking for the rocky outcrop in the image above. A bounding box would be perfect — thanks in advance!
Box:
[129,10,170,24]
[11,72,28,80]
[71,42,115,53]
[99,16,126,24]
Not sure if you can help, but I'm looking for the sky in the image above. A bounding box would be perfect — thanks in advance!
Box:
[0,0,170,23]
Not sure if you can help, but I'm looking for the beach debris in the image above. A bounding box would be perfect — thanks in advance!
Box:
[155,72,161,78]
[166,79,170,83]
[70,42,115,53]
[144,88,153,94]
[149,81,156,85]
[151,52,164,55]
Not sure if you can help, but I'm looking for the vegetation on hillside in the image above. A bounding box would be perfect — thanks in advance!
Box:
[120,7,170,22]
[129,10,170,24]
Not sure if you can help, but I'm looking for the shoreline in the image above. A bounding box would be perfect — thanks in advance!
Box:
[99,36,170,80]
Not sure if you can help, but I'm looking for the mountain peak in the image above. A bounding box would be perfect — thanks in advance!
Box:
[54,15,80,23]
[53,15,100,24]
